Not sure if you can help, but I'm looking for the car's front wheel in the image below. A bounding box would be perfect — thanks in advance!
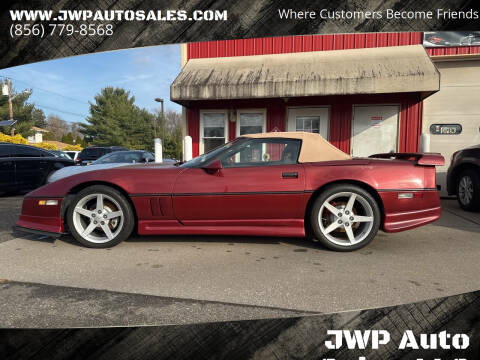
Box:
[67,185,135,248]
[310,184,381,251]
[456,170,480,211]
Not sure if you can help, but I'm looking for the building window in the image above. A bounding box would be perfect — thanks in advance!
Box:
[200,110,228,154]
[296,116,321,133]
[236,109,266,136]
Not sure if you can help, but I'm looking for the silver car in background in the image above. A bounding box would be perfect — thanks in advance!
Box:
[47,150,155,183]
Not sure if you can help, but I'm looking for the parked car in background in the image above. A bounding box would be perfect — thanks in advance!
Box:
[0,143,74,194]
[17,132,444,251]
[460,33,480,46]
[447,144,480,211]
[65,150,80,162]
[49,150,74,161]
[424,33,451,47]
[48,150,155,183]
[162,157,178,164]
[76,146,128,165]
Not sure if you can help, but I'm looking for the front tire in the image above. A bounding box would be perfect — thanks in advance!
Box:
[67,185,135,248]
[310,184,381,251]
[456,170,480,211]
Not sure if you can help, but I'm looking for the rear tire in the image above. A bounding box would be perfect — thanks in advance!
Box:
[67,185,134,248]
[310,184,381,251]
[456,170,480,211]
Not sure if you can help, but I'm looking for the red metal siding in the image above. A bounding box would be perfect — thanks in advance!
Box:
[312,35,322,51]
[343,33,355,49]
[320,34,332,50]
[387,32,399,46]
[188,108,200,158]
[234,39,244,56]
[398,95,423,152]
[425,46,480,56]
[302,35,313,52]
[254,38,263,55]
[228,120,236,141]
[267,103,286,132]
[207,41,217,57]
[354,33,366,48]
[330,103,351,153]
[293,35,303,52]
[262,37,273,54]
[365,33,376,48]
[187,32,424,60]
[226,39,235,56]
[244,38,255,56]
[273,37,283,53]
[333,34,344,50]
[376,33,388,47]
[217,40,226,57]
[282,36,294,53]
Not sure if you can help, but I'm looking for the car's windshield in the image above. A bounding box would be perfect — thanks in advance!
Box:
[180,138,245,168]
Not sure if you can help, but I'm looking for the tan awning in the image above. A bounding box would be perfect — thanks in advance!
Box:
[171,45,440,105]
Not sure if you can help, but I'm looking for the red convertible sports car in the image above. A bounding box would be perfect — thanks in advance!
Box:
[16,132,444,251]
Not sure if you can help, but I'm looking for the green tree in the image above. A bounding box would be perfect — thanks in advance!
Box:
[43,131,56,141]
[31,108,47,128]
[61,132,74,144]
[156,109,183,160]
[75,135,82,145]
[81,137,89,147]
[80,87,155,150]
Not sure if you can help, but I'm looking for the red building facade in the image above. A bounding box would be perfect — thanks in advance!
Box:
[174,32,479,157]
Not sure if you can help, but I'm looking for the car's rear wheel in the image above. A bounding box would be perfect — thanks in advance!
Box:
[310,184,381,251]
[456,170,480,211]
[67,185,134,248]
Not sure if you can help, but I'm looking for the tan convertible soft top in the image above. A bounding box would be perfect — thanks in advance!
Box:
[243,132,351,163]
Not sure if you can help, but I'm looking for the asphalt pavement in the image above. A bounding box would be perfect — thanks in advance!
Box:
[0,196,479,327]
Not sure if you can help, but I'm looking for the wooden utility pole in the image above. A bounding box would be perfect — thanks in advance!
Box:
[7,79,14,136]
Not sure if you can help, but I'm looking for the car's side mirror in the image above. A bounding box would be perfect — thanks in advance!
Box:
[202,159,222,174]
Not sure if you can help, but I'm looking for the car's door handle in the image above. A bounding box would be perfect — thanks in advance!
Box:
[282,172,298,179]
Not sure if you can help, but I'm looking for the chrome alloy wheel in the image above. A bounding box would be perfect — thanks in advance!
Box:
[318,191,374,246]
[458,175,474,206]
[72,193,124,244]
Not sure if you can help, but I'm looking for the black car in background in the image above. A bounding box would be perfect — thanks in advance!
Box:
[0,143,74,194]
[447,144,480,211]
[76,146,128,165]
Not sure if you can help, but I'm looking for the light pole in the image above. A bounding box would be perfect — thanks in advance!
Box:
[154,98,164,146]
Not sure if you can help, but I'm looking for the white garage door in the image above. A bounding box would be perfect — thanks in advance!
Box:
[423,59,480,195]
[351,105,400,157]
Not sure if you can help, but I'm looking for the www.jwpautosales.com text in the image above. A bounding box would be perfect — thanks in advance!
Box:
[9,9,228,22]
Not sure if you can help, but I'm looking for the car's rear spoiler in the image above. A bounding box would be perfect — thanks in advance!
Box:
[369,152,445,166]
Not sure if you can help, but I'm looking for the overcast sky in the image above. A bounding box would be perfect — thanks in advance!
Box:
[0,44,182,124]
